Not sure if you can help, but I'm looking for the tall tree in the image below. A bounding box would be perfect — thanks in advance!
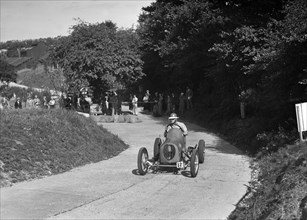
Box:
[138,0,225,92]
[51,20,144,98]
[210,0,307,122]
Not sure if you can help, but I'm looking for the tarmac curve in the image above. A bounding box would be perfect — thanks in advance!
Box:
[0,111,251,220]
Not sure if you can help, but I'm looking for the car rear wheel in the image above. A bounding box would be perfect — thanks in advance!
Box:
[137,147,149,175]
[198,139,205,164]
[153,138,162,160]
[190,149,199,177]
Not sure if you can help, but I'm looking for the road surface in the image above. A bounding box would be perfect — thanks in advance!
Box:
[0,111,251,220]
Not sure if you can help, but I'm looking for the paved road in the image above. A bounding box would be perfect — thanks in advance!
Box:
[0,112,251,220]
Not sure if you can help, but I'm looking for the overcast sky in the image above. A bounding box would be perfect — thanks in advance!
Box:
[0,0,154,42]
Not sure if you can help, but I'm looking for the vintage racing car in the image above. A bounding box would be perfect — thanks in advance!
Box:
[137,128,205,177]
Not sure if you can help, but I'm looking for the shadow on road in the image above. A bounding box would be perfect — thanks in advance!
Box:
[138,111,247,157]
[132,168,194,178]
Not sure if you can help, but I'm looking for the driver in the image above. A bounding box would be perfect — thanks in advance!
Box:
[148,113,188,164]
[164,113,188,137]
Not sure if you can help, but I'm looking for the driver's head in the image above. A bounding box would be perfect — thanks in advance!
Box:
[168,113,179,124]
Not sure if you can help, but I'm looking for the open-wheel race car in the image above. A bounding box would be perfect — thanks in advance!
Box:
[137,128,205,177]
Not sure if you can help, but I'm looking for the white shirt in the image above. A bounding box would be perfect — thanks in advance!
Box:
[165,121,188,136]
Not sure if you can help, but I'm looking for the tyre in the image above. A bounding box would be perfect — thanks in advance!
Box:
[153,138,162,160]
[198,139,205,164]
[190,149,199,177]
[137,147,149,175]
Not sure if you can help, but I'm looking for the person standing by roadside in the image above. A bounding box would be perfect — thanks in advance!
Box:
[185,87,193,109]
[14,97,22,109]
[43,96,49,109]
[152,92,159,116]
[179,92,185,115]
[33,95,41,108]
[132,94,138,115]
[171,93,176,112]
[110,91,119,116]
[49,97,56,109]
[158,93,164,116]
[143,90,150,111]
[104,92,110,114]
[2,96,9,109]
[166,94,172,115]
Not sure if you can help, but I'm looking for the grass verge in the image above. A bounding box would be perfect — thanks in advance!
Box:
[0,108,128,187]
[183,106,307,220]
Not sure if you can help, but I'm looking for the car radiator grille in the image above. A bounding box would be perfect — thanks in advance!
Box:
[163,144,176,160]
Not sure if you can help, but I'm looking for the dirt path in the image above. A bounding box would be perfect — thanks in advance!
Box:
[0,112,251,220]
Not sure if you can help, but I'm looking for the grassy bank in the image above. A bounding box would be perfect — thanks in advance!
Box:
[183,104,307,220]
[229,143,307,220]
[0,109,128,187]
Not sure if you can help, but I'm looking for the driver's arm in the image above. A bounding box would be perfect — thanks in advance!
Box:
[164,124,170,137]
[180,123,188,136]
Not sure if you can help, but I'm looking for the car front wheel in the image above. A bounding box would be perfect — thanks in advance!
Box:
[137,147,149,175]
[198,139,205,164]
[153,138,162,160]
[190,149,199,177]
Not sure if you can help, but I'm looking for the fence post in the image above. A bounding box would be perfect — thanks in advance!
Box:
[295,102,307,142]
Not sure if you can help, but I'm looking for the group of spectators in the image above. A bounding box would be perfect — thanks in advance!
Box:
[100,91,121,115]
[0,94,65,110]
[132,86,193,117]
[1,87,194,118]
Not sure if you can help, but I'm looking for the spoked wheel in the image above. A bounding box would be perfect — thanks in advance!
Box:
[137,147,149,175]
[190,149,199,177]
[153,138,162,160]
[198,140,205,164]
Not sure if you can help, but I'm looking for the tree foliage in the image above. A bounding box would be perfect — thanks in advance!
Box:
[0,59,17,82]
[138,0,307,125]
[210,0,307,122]
[51,20,144,98]
[137,0,226,91]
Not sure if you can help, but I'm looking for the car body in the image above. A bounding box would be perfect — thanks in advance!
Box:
[137,128,205,177]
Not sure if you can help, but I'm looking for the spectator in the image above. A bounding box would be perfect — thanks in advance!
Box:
[185,87,193,109]
[179,92,185,115]
[49,97,56,109]
[143,90,150,111]
[79,96,90,113]
[101,92,109,115]
[65,96,73,110]
[132,94,138,115]
[152,92,159,116]
[110,91,119,115]
[33,95,41,108]
[43,96,49,109]
[26,94,33,109]
[14,97,22,109]
[166,94,172,115]
[129,94,133,110]
[158,93,164,116]
[2,96,9,109]
[171,93,176,112]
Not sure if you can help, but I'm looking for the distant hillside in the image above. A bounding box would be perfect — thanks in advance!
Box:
[17,64,54,89]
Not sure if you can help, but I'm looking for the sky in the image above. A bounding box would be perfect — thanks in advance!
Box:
[0,0,154,42]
